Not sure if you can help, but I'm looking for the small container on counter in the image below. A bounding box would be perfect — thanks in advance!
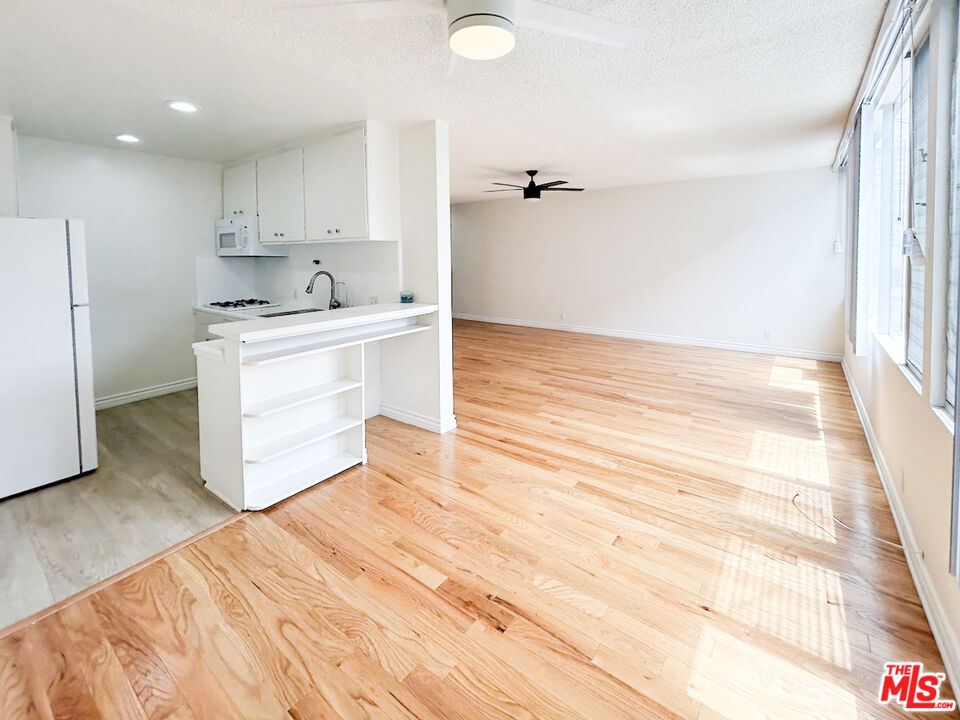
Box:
[400,291,414,303]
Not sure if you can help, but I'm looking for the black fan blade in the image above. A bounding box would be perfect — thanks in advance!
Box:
[537,180,568,188]
[491,182,525,188]
[542,187,584,191]
[484,189,520,192]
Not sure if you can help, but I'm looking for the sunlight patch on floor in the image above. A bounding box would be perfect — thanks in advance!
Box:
[683,625,858,720]
[768,361,822,394]
[746,363,830,485]
[707,537,851,669]
[747,429,830,486]
[737,473,837,542]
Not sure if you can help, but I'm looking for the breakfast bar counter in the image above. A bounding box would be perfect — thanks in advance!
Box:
[192,303,438,511]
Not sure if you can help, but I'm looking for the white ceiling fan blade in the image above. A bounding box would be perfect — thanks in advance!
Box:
[275,0,443,22]
[515,0,640,47]
[447,50,461,78]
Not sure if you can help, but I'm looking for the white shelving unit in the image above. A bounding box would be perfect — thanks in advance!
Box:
[242,379,362,418]
[193,304,436,511]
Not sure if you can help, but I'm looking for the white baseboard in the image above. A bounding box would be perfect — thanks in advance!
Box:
[380,404,457,434]
[95,377,197,410]
[841,358,960,690]
[452,313,842,363]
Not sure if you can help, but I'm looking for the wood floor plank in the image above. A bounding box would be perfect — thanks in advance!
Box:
[2,321,952,719]
[0,631,52,720]
[93,564,246,720]
[87,590,197,720]
[56,600,148,720]
[22,617,104,720]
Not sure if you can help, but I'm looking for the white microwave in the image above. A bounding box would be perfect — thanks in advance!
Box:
[215,217,288,257]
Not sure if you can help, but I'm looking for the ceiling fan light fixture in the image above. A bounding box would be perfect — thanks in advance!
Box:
[448,0,517,60]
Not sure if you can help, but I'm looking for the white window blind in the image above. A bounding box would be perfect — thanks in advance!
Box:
[907,38,930,376]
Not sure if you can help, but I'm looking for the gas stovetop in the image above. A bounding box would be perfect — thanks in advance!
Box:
[206,298,279,310]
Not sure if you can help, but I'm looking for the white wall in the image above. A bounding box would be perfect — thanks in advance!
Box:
[0,116,17,216]
[16,136,222,401]
[452,167,843,358]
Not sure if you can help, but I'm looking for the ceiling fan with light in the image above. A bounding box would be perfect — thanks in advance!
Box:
[485,170,584,201]
[277,0,640,60]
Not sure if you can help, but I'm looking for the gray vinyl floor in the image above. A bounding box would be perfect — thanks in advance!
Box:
[0,390,234,630]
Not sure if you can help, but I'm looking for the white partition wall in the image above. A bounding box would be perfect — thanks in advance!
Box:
[380,120,456,433]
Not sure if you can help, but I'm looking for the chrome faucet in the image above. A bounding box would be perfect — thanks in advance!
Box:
[305,270,342,310]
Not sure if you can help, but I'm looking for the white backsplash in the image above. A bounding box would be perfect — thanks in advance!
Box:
[196,242,401,308]
[195,256,257,305]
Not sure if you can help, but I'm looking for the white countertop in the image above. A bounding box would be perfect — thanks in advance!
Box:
[207,302,438,343]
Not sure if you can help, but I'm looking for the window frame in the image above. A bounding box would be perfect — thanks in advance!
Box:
[906,35,932,379]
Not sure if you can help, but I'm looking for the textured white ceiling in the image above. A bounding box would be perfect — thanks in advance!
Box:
[0,0,885,202]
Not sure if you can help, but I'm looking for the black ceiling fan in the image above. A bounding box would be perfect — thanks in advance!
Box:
[484,170,584,202]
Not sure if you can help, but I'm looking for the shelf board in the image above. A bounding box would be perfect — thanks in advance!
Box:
[243,379,361,418]
[242,324,429,366]
[244,452,362,510]
[244,416,362,464]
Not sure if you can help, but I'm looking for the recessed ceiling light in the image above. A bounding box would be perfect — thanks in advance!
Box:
[166,100,199,113]
[114,134,141,144]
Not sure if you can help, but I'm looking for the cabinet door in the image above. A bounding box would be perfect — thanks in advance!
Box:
[257,149,305,243]
[304,128,368,241]
[222,162,257,218]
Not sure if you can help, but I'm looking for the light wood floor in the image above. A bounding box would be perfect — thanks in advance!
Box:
[0,320,951,719]
[0,390,233,628]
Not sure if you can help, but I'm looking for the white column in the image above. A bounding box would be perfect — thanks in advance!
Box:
[0,116,17,216]
[379,120,456,433]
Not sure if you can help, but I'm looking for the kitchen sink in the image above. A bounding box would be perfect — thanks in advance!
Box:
[260,308,326,318]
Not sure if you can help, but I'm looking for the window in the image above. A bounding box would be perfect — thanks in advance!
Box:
[951,0,960,580]
[907,39,930,377]
[949,19,960,412]
[864,53,912,355]
[840,159,853,342]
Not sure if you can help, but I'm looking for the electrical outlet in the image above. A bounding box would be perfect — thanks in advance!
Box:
[833,238,843,254]
[369,296,378,305]
[560,312,566,321]
[762,330,773,343]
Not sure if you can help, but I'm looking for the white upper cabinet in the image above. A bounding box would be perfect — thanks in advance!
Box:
[304,128,367,241]
[257,148,305,244]
[303,122,400,243]
[234,122,399,245]
[222,161,257,218]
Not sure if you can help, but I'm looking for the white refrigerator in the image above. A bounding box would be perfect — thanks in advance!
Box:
[0,218,97,498]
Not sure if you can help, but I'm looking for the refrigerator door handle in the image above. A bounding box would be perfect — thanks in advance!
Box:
[66,219,90,307]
